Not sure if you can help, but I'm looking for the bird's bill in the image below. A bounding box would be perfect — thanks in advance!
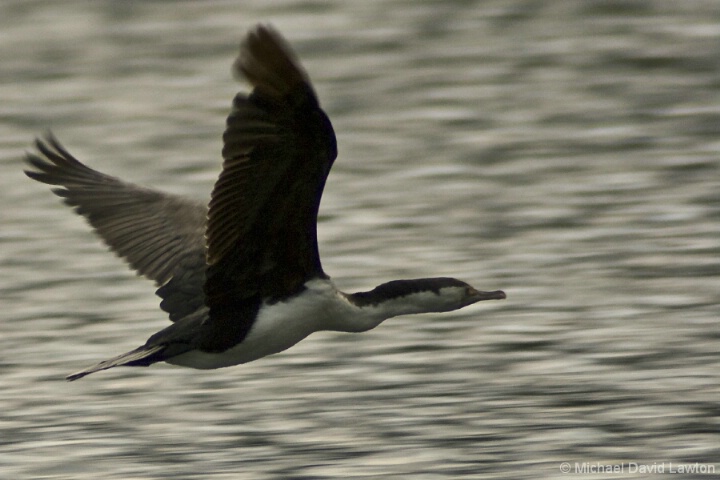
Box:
[469,288,506,302]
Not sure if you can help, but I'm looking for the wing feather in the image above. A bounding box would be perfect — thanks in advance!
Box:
[25,134,208,321]
[202,25,337,349]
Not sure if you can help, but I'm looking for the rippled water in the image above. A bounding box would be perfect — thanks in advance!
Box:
[1,1,719,479]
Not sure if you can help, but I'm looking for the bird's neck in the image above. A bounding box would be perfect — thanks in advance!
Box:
[326,295,427,333]
[328,279,463,333]
[294,278,475,334]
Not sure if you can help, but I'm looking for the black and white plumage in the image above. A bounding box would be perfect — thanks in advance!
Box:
[25,25,505,381]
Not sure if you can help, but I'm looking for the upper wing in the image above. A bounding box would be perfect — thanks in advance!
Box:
[202,25,337,348]
[24,134,207,321]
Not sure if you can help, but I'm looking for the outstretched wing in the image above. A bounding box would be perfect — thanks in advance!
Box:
[201,25,337,350]
[24,134,207,321]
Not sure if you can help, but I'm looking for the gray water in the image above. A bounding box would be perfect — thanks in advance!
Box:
[1,1,719,479]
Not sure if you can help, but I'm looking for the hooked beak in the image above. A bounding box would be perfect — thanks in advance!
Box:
[468,288,506,303]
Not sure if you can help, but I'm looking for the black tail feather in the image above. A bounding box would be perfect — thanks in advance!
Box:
[66,344,166,381]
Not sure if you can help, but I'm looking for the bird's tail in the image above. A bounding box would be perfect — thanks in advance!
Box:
[66,344,166,381]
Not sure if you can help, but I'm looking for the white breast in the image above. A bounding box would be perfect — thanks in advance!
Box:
[167,278,351,369]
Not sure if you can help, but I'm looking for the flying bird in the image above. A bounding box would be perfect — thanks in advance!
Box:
[25,25,505,381]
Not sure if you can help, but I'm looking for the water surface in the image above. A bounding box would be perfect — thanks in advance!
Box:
[1,1,719,478]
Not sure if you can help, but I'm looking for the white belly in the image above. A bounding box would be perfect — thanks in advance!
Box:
[167,279,350,369]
